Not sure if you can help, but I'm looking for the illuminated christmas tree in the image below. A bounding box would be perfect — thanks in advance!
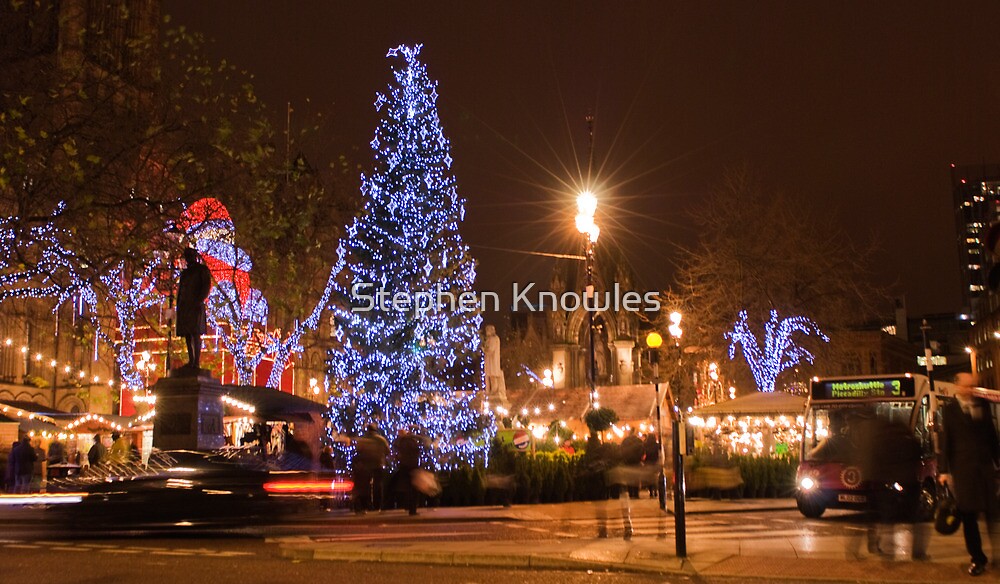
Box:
[327,44,491,467]
[726,309,829,393]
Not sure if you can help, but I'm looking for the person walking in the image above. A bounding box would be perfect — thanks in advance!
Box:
[108,432,130,464]
[392,426,423,515]
[87,434,106,467]
[11,437,36,493]
[351,423,390,514]
[642,432,660,498]
[939,373,1000,577]
[620,428,644,499]
[862,418,927,559]
[3,441,16,493]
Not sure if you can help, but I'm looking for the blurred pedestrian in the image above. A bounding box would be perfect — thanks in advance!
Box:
[12,437,36,493]
[46,440,66,466]
[939,373,1000,577]
[87,434,106,467]
[392,426,424,515]
[620,428,644,499]
[643,432,660,498]
[3,441,17,493]
[351,423,390,514]
[319,446,336,470]
[108,432,130,464]
[862,419,926,559]
[31,439,44,491]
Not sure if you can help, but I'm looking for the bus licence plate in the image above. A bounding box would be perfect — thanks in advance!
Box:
[837,493,866,503]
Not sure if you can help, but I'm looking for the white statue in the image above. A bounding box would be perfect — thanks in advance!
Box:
[482,324,508,405]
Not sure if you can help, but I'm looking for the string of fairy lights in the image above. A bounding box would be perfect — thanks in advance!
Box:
[688,413,805,456]
[1,337,115,388]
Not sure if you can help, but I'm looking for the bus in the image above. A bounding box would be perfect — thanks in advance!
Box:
[795,373,1000,519]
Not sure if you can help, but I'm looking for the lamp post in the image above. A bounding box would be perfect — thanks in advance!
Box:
[575,191,600,406]
[645,331,667,510]
[965,346,978,376]
[920,319,937,395]
[667,311,686,558]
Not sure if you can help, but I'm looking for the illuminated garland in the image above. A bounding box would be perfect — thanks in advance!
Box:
[262,249,346,388]
[95,262,163,391]
[326,44,492,469]
[0,202,86,306]
[0,404,57,425]
[725,310,829,393]
[0,204,167,392]
[2,338,113,387]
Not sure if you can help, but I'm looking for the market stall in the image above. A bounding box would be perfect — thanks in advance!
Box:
[219,385,326,464]
[689,391,806,457]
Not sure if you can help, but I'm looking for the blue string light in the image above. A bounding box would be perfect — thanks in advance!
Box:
[725,309,829,393]
[0,204,164,391]
[326,44,493,469]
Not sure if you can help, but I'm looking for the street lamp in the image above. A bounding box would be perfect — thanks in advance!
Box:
[965,346,978,375]
[645,332,667,511]
[666,311,686,558]
[575,191,600,407]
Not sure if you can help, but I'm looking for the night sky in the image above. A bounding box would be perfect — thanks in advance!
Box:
[167,1,1000,320]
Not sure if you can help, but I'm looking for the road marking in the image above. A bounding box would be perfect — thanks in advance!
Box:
[100,549,142,554]
[49,546,90,552]
[4,544,40,549]
[312,530,489,542]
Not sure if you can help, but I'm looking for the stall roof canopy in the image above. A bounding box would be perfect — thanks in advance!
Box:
[222,385,326,418]
[0,400,65,433]
[0,413,61,434]
[505,384,658,425]
[0,399,71,418]
[692,391,806,416]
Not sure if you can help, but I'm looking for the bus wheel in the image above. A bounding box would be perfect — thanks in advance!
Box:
[917,481,936,521]
[797,496,825,518]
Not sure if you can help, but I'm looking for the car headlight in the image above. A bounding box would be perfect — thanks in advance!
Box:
[799,477,816,491]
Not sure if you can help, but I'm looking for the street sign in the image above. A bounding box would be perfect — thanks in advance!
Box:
[512,430,530,451]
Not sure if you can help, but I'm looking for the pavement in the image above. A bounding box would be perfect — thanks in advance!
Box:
[273,498,1000,583]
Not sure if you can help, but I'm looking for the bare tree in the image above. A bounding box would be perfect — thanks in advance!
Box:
[673,166,888,392]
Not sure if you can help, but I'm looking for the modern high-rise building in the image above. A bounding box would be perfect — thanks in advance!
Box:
[952,164,1000,319]
[952,164,1000,387]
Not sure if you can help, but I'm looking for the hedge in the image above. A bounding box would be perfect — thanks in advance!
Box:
[432,442,799,506]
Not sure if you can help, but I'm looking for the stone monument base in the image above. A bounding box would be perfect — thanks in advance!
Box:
[151,374,225,451]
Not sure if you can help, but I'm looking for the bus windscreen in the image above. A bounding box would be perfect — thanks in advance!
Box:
[810,376,916,400]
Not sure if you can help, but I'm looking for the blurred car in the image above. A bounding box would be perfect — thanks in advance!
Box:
[45,449,352,526]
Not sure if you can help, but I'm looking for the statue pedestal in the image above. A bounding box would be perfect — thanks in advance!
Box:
[151,373,224,451]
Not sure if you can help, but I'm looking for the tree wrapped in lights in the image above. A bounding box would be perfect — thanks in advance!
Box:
[725,309,829,393]
[0,204,163,391]
[82,261,164,392]
[0,203,84,306]
[327,44,491,468]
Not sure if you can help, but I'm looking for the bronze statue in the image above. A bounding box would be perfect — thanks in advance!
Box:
[176,247,212,370]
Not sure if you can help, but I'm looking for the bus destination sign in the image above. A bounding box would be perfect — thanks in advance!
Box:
[811,377,916,400]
